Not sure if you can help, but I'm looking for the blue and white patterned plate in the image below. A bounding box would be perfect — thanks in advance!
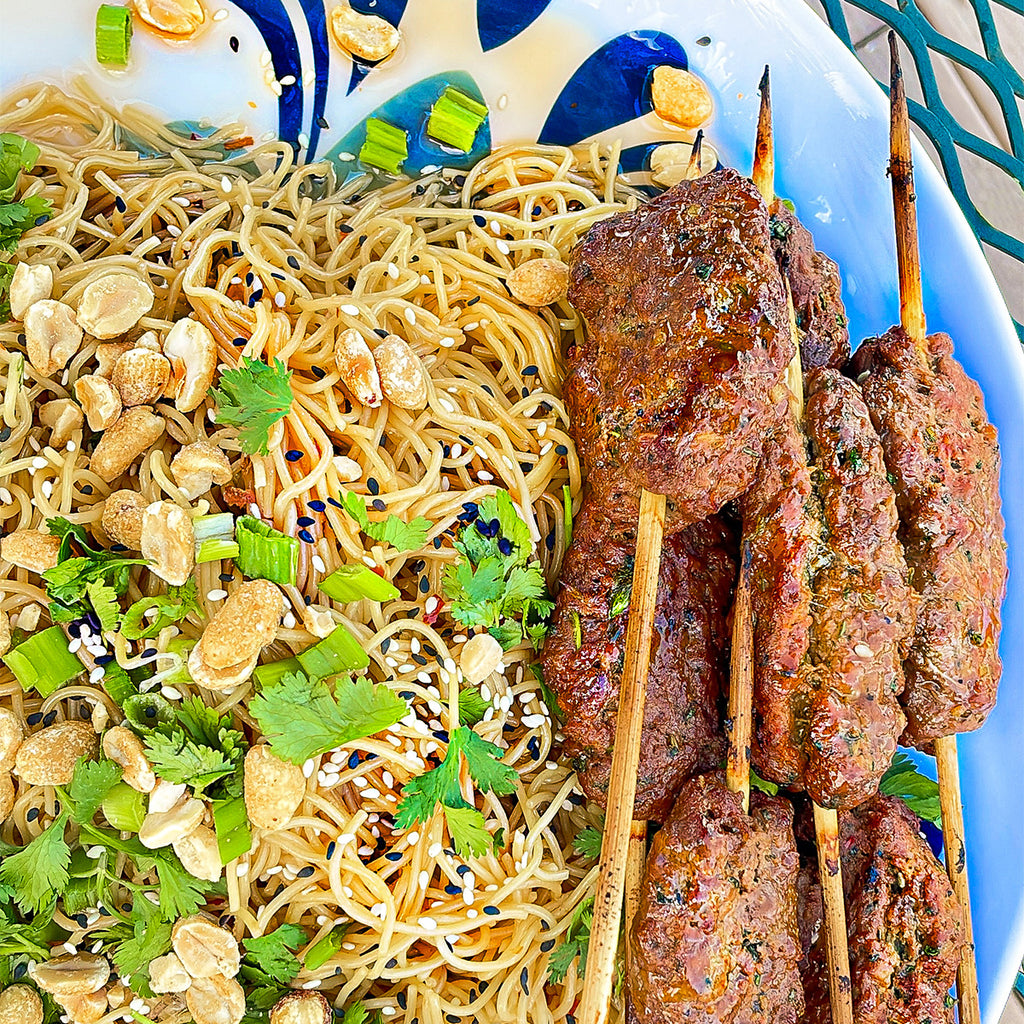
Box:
[4,0,1022,1016]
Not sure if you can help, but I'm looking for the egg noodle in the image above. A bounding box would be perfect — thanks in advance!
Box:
[0,81,642,1022]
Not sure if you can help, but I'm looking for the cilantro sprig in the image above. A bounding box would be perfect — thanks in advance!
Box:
[340,489,431,553]
[395,725,517,858]
[573,826,603,861]
[210,355,293,455]
[548,895,594,984]
[441,489,553,650]
[250,669,408,765]
[880,751,942,827]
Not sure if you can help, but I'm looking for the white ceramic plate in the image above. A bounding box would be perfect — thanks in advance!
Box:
[4,0,1022,1015]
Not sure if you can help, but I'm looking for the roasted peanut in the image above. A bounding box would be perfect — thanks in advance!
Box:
[194,579,282,670]
[329,5,400,61]
[131,0,206,37]
[172,915,241,979]
[186,649,260,693]
[185,974,246,1024]
[170,440,232,499]
[112,347,171,406]
[459,632,503,685]
[507,258,569,307]
[0,613,11,660]
[335,327,382,407]
[76,273,154,339]
[173,823,223,882]
[651,66,714,129]
[16,603,41,632]
[24,299,83,377]
[141,500,195,586]
[101,489,148,549]
[95,340,135,378]
[375,333,427,410]
[10,262,53,320]
[244,745,305,830]
[164,317,216,412]
[28,952,109,997]
[103,725,156,792]
[149,951,192,993]
[15,720,96,785]
[39,398,84,447]
[149,778,187,813]
[139,792,205,848]
[332,454,362,482]
[1,530,61,573]
[90,406,165,483]
[74,374,122,431]
[136,329,162,352]
[0,772,14,822]
[53,989,107,1023]
[0,984,43,1024]
[270,991,331,1024]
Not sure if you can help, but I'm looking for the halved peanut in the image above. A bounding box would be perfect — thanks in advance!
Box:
[507,258,569,307]
[10,262,53,320]
[16,603,41,632]
[76,273,154,339]
[75,374,122,431]
[149,951,192,994]
[27,952,109,997]
[90,406,165,483]
[0,984,43,1024]
[173,823,223,882]
[651,66,714,129]
[0,773,14,822]
[185,974,245,1024]
[112,347,171,406]
[329,6,400,61]
[131,0,206,37]
[194,580,283,670]
[270,991,331,1024]
[101,489,148,549]
[25,299,83,377]
[244,745,305,830]
[459,632,503,685]
[335,327,382,407]
[170,441,232,499]
[103,725,156,792]
[139,792,205,848]
[187,648,260,693]
[172,915,241,979]
[164,317,217,412]
[1,530,61,573]
[141,500,195,586]
[0,612,9,659]
[95,340,135,378]
[375,333,427,410]
[15,720,96,786]
[40,398,84,447]
[136,329,162,352]
[54,989,107,1023]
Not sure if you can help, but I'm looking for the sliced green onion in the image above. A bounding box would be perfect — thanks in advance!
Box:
[359,118,408,175]
[252,656,302,690]
[319,564,399,604]
[101,782,146,832]
[2,626,83,697]
[158,637,194,688]
[303,924,349,971]
[196,538,240,563]
[123,692,175,733]
[96,4,132,66]
[212,797,252,864]
[102,662,139,704]
[297,623,370,677]
[427,87,488,153]
[562,484,573,549]
[235,515,298,586]
[194,514,239,563]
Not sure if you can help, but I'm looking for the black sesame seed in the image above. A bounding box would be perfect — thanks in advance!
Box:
[232,337,246,347]
[444,883,460,895]
[110,543,129,553]
[42,710,58,726]
[381,637,392,653]
[466,295,480,306]
[0,426,10,443]
[522,364,538,376]
[81,483,94,494]
[374,327,388,339]
[311,366,327,379]
[418,577,429,593]
[697,34,711,45]
[397,992,407,1009]
[13,963,27,980]
[229,35,239,51]
[385,851,402,862]
[483,905,499,916]
[297,516,314,527]
[113,195,128,214]
[456,864,470,876]
[520,967,530,994]
[481,384,494,396]
[411,654,427,667]
[385,957,398,969]
[442,444,451,458]
[27,713,42,726]
[27,807,39,822]
[285,449,303,462]
[432,730,449,743]
[271,272,285,281]
[365,752,377,761]
[446,1016,459,1023]
[478,980,489,992]
[372,498,386,512]
[219,572,234,582]
[433,537,443,549]
[286,255,300,270]
[367,477,379,495]
[140,649,158,659]
[540,939,555,953]
[326,841,336,858]
[521,387,530,399]
[545,530,555,551]
[340,224,354,233]
[399,691,415,700]
[498,537,513,556]
[348,751,361,768]
[298,528,315,543]
[247,291,261,307]
[328,496,344,508]
[297,866,315,878]
[309,500,326,512]
[473,214,486,227]
[317,115,329,129]
[556,444,568,455]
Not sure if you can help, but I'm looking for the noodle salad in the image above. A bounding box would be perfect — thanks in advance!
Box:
[0,81,645,1024]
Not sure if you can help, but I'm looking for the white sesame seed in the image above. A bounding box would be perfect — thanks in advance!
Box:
[274,291,286,307]
[0,488,11,503]
[439,398,455,414]
[477,470,494,482]
[235,862,249,876]
[270,80,283,96]
[341,303,360,315]
[302,759,316,778]
[498,93,508,110]
[312,554,327,573]
[213,7,228,19]
[89,667,104,684]
[362,788,381,799]
[522,713,545,729]
[279,75,296,86]
[496,240,511,255]
[66,440,76,452]
[206,588,228,601]
[407,831,420,846]
[160,685,183,701]
[404,307,417,325]
[32,456,47,470]
[86,846,104,859]
[260,50,273,66]
[420,164,440,175]
[371,902,387,918]
[854,643,873,658]
[166,224,181,237]
[283,612,297,629]
[298,132,310,149]
[387,262,399,279]
[418,916,437,930]
[172,195,191,207]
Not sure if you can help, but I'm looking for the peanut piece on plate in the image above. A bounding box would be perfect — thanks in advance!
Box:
[40,398,84,447]
[164,317,217,412]
[0,772,14,822]
[651,66,714,129]
[101,489,148,549]
[1,529,61,574]
[173,823,223,882]
[25,299,83,377]
[185,974,246,1024]
[0,985,43,1024]
[149,951,192,994]
[0,707,23,771]
[171,440,232,499]
[16,721,98,786]
[194,579,283,671]
[53,989,107,1024]
[172,915,241,979]
[28,952,110,997]
[103,725,156,792]
[89,406,165,482]
[375,333,428,410]
[270,991,332,1024]
[244,744,306,830]
[459,632,503,685]
[139,792,205,849]
[9,262,53,320]
[141,500,195,587]
[507,258,569,307]
[76,272,154,339]
[75,373,122,431]
[112,346,171,406]
[131,0,206,37]
[335,327,383,407]
[329,5,400,61]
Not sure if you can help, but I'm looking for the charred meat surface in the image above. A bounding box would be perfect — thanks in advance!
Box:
[799,795,965,1024]
[769,203,849,370]
[566,168,793,532]
[743,368,915,809]
[630,771,804,1023]
[542,500,735,822]
[850,327,1007,746]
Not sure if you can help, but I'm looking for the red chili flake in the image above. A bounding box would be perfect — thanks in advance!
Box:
[423,598,443,626]
[222,486,257,510]
[370,565,387,579]
[224,135,254,151]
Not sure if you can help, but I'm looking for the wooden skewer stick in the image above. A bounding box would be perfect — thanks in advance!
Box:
[887,32,981,1024]
[579,487,667,1024]
[725,542,753,812]
[687,129,705,177]
[754,68,853,1024]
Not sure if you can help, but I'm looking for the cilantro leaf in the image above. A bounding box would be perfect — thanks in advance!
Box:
[395,726,516,859]
[303,923,349,971]
[110,916,173,993]
[340,1005,384,1024]
[155,850,219,920]
[86,578,121,633]
[243,923,307,985]
[0,136,53,294]
[145,730,235,796]
[548,896,593,984]
[749,767,779,796]
[250,670,408,765]
[210,356,293,455]
[879,751,942,827]
[573,826,603,860]
[340,489,431,552]
[0,811,70,913]
[457,685,489,726]
[69,758,123,824]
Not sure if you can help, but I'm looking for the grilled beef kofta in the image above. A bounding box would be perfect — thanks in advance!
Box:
[565,168,793,533]
[798,795,965,1024]
[629,772,805,1023]
[769,203,849,370]
[849,327,1007,747]
[742,368,916,809]
[542,500,736,822]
